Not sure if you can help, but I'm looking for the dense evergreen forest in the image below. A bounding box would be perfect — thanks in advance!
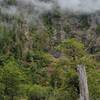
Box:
[0,0,100,100]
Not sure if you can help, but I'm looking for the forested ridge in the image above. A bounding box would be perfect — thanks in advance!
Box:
[0,0,100,100]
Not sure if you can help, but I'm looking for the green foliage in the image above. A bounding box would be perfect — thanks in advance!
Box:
[24,51,54,84]
[28,85,52,100]
[5,0,16,5]
[0,59,27,99]
[57,38,86,61]
[0,25,14,54]
[88,70,100,100]
[79,15,90,30]
[0,7,99,99]
[96,24,100,36]
[56,38,100,99]
[43,13,54,36]
[32,32,49,50]
[64,25,71,34]
[27,51,53,65]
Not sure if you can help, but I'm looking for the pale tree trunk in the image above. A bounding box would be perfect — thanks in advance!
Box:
[77,65,89,100]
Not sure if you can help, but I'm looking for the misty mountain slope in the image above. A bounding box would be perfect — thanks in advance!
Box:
[0,0,100,53]
[0,0,100,100]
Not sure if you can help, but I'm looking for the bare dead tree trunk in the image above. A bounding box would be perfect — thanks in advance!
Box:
[77,65,89,100]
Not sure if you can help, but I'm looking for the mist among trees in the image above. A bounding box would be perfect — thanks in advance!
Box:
[0,0,100,100]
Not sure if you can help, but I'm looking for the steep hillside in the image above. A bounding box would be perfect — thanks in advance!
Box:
[0,0,100,100]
